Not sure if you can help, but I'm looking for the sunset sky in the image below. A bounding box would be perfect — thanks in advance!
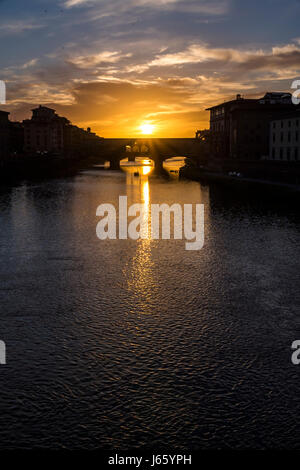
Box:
[1,0,300,137]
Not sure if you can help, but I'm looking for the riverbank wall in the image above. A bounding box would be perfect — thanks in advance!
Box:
[180,165,300,195]
[0,153,106,183]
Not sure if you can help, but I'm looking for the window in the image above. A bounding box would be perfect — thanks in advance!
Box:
[272,148,275,159]
[296,131,298,142]
[295,148,298,160]
[280,132,284,143]
[287,148,291,160]
[288,121,291,127]
[288,132,291,143]
[280,148,283,160]
[273,133,276,143]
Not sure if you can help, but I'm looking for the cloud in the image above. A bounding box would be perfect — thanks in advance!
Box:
[5,38,300,126]
[63,0,229,15]
[2,0,300,138]
[5,77,199,136]
[65,0,180,5]
[272,43,300,55]
[131,0,228,14]
[21,59,39,69]
[235,45,300,75]
[64,0,89,6]
[67,51,132,68]
[2,58,39,75]
[141,41,300,86]
[7,82,75,109]
[125,64,150,74]
[0,20,43,35]
[149,43,265,67]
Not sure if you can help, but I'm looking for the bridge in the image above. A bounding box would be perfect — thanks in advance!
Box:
[99,138,201,170]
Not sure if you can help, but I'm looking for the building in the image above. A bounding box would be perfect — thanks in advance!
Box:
[64,124,104,158]
[269,111,300,161]
[206,92,296,169]
[23,105,103,157]
[0,111,25,163]
[23,106,70,155]
[0,110,10,163]
[10,121,24,155]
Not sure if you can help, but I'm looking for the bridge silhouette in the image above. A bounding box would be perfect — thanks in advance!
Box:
[99,138,200,170]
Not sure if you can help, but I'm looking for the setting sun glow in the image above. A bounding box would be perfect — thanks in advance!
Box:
[140,123,155,135]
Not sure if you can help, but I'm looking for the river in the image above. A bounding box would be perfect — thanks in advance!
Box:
[0,158,300,450]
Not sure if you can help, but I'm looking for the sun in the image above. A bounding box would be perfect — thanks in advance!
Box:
[140,123,155,135]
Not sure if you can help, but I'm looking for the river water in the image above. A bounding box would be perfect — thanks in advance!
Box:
[0,159,300,450]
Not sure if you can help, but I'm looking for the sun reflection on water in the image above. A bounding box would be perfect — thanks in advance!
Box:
[120,158,155,309]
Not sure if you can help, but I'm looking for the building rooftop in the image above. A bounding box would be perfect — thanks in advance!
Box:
[206,92,293,111]
[31,105,56,113]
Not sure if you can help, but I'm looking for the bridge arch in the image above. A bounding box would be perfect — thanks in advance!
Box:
[101,138,198,169]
